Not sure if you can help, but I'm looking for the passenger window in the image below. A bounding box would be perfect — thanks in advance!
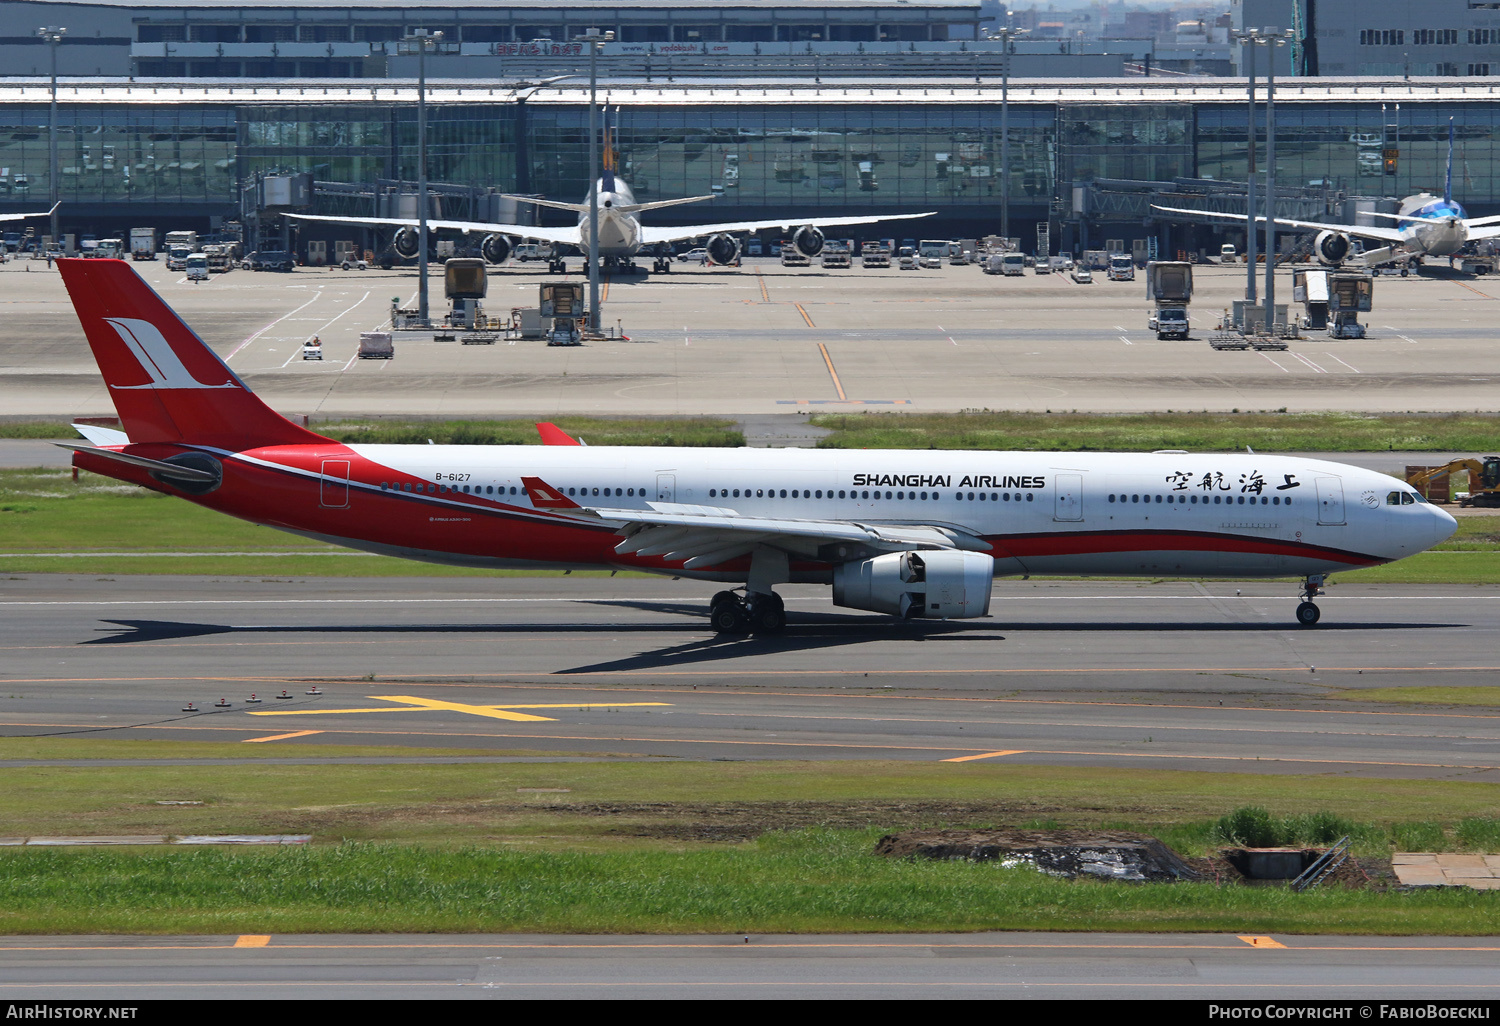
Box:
[1156,495,1163,503]
[1026,493,1033,502]
[815,490,823,498]
[839,490,847,498]
[780,489,787,498]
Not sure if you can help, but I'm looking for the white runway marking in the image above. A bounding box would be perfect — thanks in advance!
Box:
[1260,353,1290,372]
[226,291,324,361]
[1289,352,1328,373]
[1325,352,1362,373]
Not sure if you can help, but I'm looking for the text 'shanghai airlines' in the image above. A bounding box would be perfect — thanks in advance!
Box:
[1154,120,1500,270]
[59,259,1455,632]
[286,118,932,272]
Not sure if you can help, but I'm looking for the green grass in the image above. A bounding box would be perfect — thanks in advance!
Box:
[3,833,1499,936]
[1333,551,1500,585]
[0,421,81,439]
[1333,687,1500,707]
[316,416,742,447]
[811,411,1500,453]
[3,754,1500,934]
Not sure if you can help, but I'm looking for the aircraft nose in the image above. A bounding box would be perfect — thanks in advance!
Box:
[1430,504,1458,547]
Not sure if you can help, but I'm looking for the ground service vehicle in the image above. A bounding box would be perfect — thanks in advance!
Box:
[358,331,394,359]
[1000,252,1026,276]
[781,244,810,267]
[204,245,232,273]
[246,250,294,272]
[1407,457,1500,507]
[55,258,1457,633]
[1108,253,1135,281]
[821,244,851,269]
[1146,260,1193,339]
[918,240,946,269]
[1327,272,1373,339]
[1220,243,1237,263]
[185,253,209,282]
[1293,269,1332,330]
[1071,267,1093,284]
[165,247,190,271]
[164,231,197,255]
[897,246,917,269]
[860,241,891,267]
[130,228,156,261]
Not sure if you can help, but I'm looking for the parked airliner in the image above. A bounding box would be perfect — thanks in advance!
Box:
[287,168,933,273]
[1154,121,1500,270]
[57,259,1454,632]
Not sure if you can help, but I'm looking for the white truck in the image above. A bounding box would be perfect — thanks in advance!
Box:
[130,228,156,261]
[358,331,394,359]
[1000,252,1026,276]
[1108,253,1135,281]
[165,246,191,271]
[1145,260,1193,339]
[185,252,209,282]
[917,240,947,269]
[164,230,197,255]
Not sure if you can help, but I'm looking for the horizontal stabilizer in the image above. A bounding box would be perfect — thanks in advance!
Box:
[71,422,129,446]
[500,194,590,214]
[54,442,217,482]
[615,195,717,215]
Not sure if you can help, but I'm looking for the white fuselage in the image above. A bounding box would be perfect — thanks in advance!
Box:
[327,445,1455,580]
[577,179,644,258]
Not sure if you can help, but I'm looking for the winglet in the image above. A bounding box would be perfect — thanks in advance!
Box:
[535,422,582,446]
[521,476,583,509]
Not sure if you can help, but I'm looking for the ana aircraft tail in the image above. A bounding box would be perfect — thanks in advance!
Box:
[58,258,328,449]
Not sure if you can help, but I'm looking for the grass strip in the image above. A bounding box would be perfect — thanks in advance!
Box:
[811,411,1500,453]
[315,416,742,447]
[1332,687,1500,708]
[3,754,1499,851]
[0,833,1497,936]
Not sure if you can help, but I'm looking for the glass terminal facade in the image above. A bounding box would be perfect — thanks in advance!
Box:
[1,88,1498,232]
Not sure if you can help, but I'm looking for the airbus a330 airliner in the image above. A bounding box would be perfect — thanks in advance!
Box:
[57,259,1455,632]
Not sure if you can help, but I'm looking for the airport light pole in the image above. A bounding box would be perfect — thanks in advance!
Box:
[990,18,1023,245]
[38,26,65,246]
[1262,28,1293,330]
[1237,28,1261,310]
[402,29,441,326]
[575,28,612,335]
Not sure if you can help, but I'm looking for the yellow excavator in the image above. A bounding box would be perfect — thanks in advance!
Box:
[1407,456,1500,507]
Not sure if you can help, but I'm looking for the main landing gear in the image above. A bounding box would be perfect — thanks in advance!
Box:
[652,256,672,273]
[1296,574,1326,627]
[547,258,567,274]
[710,589,786,635]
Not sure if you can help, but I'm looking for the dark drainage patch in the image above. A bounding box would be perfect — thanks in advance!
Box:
[875,829,1202,883]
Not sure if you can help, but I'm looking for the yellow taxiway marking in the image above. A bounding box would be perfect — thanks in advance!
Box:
[941,750,1027,763]
[756,268,770,302]
[816,342,846,399]
[234,935,270,948]
[796,302,817,328]
[242,730,324,743]
[248,695,672,723]
[1238,936,1287,948]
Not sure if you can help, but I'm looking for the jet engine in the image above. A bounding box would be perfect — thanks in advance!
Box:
[480,233,512,265]
[832,550,994,620]
[1314,230,1352,266]
[392,227,420,260]
[705,233,741,266]
[792,224,826,258]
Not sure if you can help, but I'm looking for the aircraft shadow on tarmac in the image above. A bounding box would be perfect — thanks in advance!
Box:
[82,610,1462,674]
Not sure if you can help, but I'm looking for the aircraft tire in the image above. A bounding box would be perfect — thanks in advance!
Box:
[1296,601,1321,626]
[710,602,748,635]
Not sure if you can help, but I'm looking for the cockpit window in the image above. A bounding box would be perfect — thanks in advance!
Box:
[1402,492,1415,505]
[1387,491,1402,506]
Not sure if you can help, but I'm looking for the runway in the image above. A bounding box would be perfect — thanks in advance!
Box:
[1,932,1498,999]
[4,575,1499,779]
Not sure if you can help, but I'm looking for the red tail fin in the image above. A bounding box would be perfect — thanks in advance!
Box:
[58,258,327,448]
[535,422,582,446]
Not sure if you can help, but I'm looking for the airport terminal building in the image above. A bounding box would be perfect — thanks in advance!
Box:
[3,76,1500,256]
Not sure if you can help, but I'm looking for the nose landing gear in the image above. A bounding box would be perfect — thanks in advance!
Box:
[1296,575,1326,626]
[709,589,786,635]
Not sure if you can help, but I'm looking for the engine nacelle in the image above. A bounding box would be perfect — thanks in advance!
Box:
[1314,230,1352,265]
[705,233,741,266]
[392,227,420,259]
[792,224,825,258]
[832,550,994,620]
[480,233,512,265]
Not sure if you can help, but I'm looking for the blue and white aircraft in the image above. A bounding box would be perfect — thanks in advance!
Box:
[1155,120,1500,269]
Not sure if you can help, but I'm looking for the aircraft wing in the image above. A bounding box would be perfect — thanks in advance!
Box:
[283,212,583,249]
[637,210,935,247]
[0,203,58,223]
[589,501,986,569]
[1465,225,1500,242]
[1150,205,1408,244]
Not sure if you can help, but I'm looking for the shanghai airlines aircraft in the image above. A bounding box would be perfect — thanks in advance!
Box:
[287,167,933,272]
[1154,122,1500,270]
[57,259,1455,633]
